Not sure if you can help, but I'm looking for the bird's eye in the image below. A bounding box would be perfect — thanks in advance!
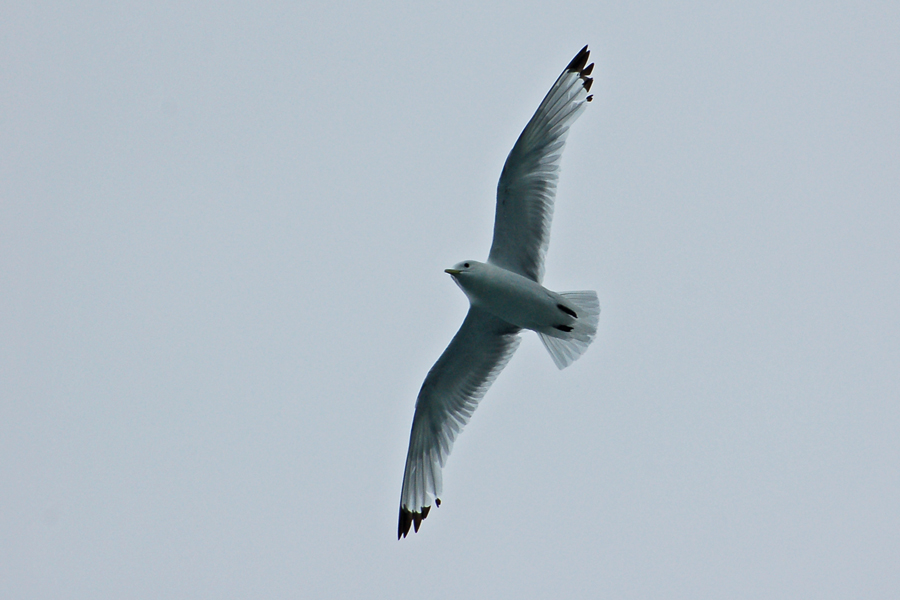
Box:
[463,263,470,268]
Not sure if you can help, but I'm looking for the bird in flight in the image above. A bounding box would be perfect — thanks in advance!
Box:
[399,46,598,538]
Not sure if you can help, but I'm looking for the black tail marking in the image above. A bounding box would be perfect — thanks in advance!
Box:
[557,304,577,318]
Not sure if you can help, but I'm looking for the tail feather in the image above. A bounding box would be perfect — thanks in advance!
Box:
[538,291,599,369]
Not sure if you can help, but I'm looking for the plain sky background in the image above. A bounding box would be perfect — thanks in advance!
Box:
[2,1,898,598]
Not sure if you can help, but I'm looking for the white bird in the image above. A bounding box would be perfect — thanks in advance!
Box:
[399,46,599,538]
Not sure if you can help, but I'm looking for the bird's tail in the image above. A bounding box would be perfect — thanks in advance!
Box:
[538,291,600,369]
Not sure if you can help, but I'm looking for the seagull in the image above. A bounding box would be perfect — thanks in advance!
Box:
[398,46,598,538]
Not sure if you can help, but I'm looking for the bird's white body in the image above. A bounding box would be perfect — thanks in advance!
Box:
[449,261,576,337]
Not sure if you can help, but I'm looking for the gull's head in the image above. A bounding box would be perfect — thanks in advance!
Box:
[444,260,480,277]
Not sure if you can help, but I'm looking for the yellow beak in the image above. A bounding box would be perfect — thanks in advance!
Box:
[445,268,461,275]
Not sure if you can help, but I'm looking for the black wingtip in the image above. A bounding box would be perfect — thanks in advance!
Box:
[398,504,435,539]
[566,45,590,72]
[565,45,594,96]
[398,507,412,539]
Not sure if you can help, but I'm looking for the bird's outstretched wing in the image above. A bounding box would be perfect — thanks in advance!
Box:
[488,46,594,283]
[398,308,521,538]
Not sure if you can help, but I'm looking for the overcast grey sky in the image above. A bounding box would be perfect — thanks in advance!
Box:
[2,1,899,598]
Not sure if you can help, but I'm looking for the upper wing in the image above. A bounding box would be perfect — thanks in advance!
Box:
[398,307,521,538]
[487,46,594,283]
